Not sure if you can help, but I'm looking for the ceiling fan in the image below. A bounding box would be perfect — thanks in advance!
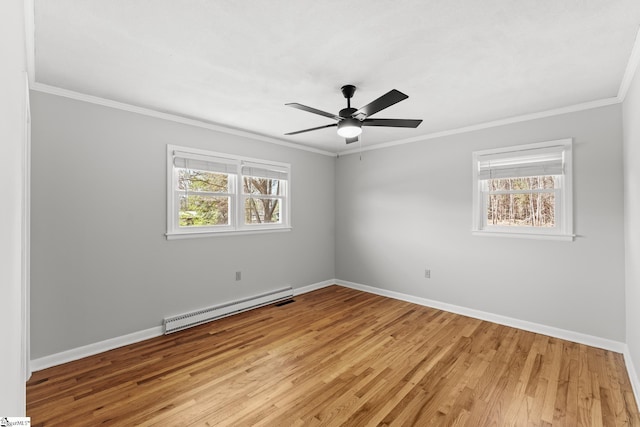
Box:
[285,85,423,144]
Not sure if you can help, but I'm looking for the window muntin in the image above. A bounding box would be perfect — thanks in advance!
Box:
[243,179,284,225]
[472,139,573,240]
[244,197,281,224]
[241,164,288,226]
[167,146,290,238]
[486,176,557,228]
[178,169,233,227]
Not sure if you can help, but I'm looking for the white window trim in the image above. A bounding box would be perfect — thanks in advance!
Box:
[166,145,291,240]
[472,138,574,241]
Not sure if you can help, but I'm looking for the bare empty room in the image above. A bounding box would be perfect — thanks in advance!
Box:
[3,1,640,425]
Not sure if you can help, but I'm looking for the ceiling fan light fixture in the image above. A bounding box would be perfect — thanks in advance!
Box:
[285,85,421,144]
[337,118,362,138]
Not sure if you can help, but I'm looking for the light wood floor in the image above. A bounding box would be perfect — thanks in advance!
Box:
[27,285,640,426]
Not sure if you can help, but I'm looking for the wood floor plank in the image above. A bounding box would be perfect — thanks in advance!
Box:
[27,285,640,426]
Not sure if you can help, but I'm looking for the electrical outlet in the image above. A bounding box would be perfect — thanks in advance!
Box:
[235,271,241,281]
[425,269,431,279]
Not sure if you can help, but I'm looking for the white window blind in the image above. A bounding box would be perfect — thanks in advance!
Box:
[476,145,565,180]
[173,151,238,174]
[241,162,289,180]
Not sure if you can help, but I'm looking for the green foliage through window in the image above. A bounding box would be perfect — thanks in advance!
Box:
[168,145,291,237]
[178,170,230,227]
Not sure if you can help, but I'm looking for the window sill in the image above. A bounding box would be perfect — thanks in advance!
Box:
[472,230,575,242]
[166,227,292,240]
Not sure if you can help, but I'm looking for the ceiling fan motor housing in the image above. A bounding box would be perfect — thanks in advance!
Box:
[339,107,358,119]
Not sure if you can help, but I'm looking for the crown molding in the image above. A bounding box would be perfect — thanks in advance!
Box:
[338,96,621,156]
[618,27,640,102]
[25,15,640,158]
[23,0,35,85]
[24,0,334,157]
[30,82,337,157]
[31,80,622,158]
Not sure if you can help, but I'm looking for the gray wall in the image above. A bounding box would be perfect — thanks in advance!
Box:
[30,91,336,359]
[623,66,640,387]
[336,105,626,341]
[31,88,628,361]
[1,0,28,415]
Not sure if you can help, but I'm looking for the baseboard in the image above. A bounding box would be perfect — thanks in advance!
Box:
[337,279,638,411]
[29,280,336,372]
[623,346,640,410]
[336,279,627,353]
[29,278,629,373]
[30,326,164,372]
[293,279,335,296]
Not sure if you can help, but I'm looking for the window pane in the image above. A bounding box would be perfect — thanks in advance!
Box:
[472,140,571,239]
[179,194,230,226]
[169,146,292,237]
[178,169,229,193]
[487,192,555,227]
[488,176,556,191]
[243,177,283,196]
[244,198,281,224]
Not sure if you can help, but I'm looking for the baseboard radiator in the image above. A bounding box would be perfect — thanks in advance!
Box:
[163,286,294,334]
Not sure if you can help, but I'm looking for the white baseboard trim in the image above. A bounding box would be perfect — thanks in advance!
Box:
[337,279,639,410]
[623,346,640,410]
[30,280,336,372]
[336,279,627,353]
[28,279,630,376]
[30,326,164,372]
[293,279,335,296]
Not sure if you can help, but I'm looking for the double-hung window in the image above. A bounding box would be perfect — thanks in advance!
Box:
[242,163,288,226]
[167,145,290,239]
[472,139,573,241]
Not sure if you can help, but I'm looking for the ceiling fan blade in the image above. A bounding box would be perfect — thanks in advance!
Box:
[345,137,358,144]
[285,103,340,120]
[353,89,408,118]
[285,123,337,136]
[362,118,423,128]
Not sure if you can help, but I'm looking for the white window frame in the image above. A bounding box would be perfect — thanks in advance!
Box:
[166,145,291,239]
[472,139,574,241]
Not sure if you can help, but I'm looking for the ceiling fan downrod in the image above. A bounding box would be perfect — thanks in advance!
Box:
[341,84,356,108]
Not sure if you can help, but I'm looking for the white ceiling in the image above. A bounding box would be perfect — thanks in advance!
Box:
[32,0,640,153]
